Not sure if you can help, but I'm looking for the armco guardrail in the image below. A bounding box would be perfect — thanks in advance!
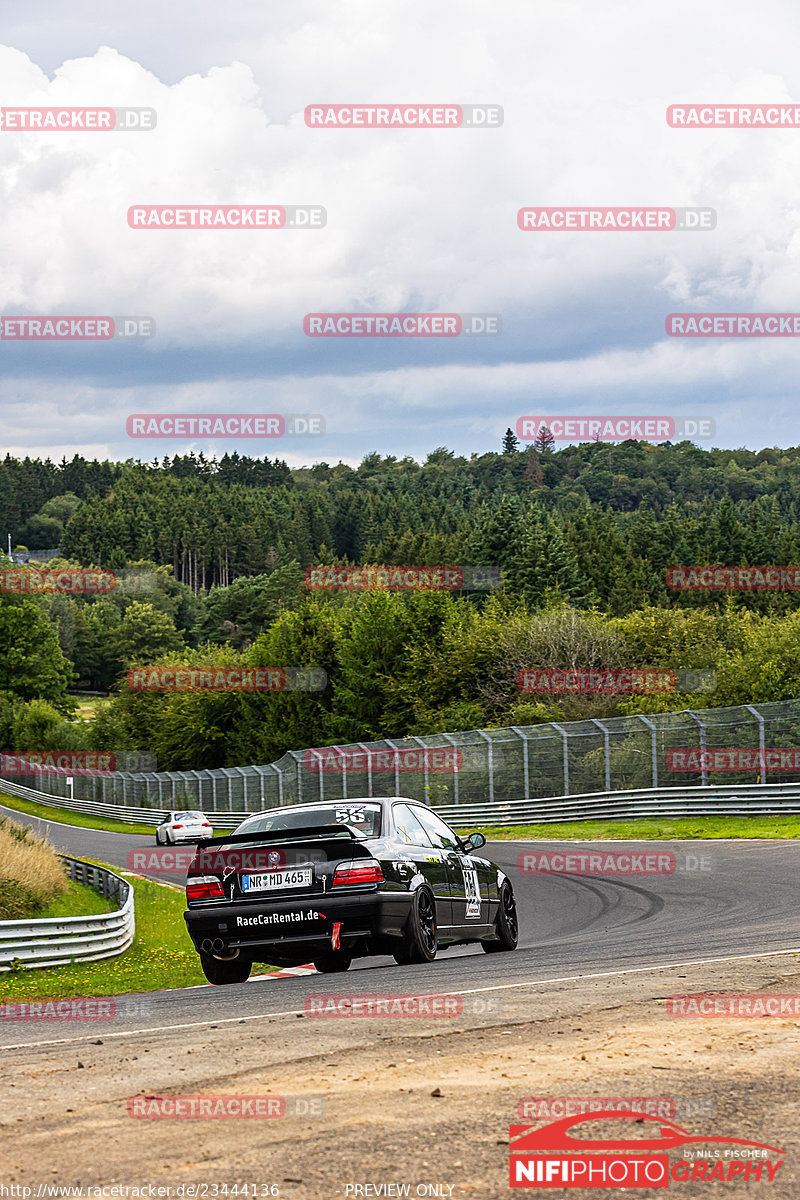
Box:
[3,773,800,831]
[8,699,800,813]
[0,856,134,971]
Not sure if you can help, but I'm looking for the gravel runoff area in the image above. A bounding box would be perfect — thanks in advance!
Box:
[2,952,800,1198]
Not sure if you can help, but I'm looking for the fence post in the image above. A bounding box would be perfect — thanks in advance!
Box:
[355,743,373,798]
[336,746,348,800]
[590,719,611,792]
[550,723,569,796]
[477,731,494,805]
[510,727,530,800]
[411,736,430,801]
[638,715,658,788]
[442,733,460,805]
[744,704,767,782]
[686,710,709,786]
[383,740,401,796]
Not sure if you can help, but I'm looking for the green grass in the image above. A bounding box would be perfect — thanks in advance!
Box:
[38,878,116,919]
[0,865,278,1000]
[476,815,800,840]
[0,790,158,836]
[0,869,208,999]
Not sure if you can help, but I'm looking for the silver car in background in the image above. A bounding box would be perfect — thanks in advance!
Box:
[155,811,213,845]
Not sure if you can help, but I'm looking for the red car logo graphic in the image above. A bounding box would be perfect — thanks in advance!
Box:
[510,1110,785,1156]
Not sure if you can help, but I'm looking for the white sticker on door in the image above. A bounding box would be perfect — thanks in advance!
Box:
[463,860,481,919]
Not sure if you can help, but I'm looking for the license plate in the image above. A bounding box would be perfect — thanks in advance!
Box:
[241,868,313,892]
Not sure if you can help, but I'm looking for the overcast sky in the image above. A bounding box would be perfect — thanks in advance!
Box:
[2,0,800,467]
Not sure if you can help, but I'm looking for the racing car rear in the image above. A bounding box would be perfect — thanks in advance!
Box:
[184,822,394,983]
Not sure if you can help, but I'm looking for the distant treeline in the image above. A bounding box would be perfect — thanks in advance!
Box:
[4,441,800,607]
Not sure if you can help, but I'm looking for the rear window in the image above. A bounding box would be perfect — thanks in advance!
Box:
[236,802,382,838]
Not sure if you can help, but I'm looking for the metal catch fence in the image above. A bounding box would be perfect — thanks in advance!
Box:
[3,699,800,817]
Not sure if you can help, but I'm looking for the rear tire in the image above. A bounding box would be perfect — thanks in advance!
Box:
[312,952,352,973]
[393,887,438,964]
[481,881,518,953]
[199,952,251,985]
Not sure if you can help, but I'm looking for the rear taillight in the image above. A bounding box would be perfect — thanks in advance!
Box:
[173,824,184,829]
[186,876,225,902]
[331,859,384,887]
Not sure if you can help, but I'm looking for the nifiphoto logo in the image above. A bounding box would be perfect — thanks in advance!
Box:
[509,1109,784,1187]
[304,104,503,128]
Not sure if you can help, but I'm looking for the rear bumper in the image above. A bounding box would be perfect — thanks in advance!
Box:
[184,889,410,959]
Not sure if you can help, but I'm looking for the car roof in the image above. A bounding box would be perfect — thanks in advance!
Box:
[237,797,424,821]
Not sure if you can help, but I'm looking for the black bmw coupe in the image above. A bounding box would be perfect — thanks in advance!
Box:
[184,796,518,983]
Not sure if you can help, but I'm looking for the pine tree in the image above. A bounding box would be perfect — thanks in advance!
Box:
[534,425,556,454]
[502,428,519,455]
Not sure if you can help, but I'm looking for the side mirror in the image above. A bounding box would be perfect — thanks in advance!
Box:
[463,832,486,852]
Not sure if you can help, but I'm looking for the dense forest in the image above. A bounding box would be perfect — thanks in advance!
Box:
[3,435,800,769]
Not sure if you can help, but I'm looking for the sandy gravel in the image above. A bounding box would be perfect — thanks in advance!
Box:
[2,953,800,1198]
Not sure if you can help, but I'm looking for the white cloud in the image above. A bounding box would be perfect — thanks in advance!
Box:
[2,1,800,458]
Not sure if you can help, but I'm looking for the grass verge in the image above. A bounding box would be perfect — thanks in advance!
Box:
[0,864,278,1000]
[0,790,157,836]
[478,815,800,840]
[0,868,208,999]
[39,878,116,919]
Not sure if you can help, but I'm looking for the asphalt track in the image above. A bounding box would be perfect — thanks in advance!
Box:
[3,800,800,1049]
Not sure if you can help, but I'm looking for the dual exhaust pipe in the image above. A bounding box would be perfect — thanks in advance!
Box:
[201,937,227,954]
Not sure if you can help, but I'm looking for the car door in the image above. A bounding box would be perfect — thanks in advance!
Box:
[391,802,453,926]
[410,804,489,928]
